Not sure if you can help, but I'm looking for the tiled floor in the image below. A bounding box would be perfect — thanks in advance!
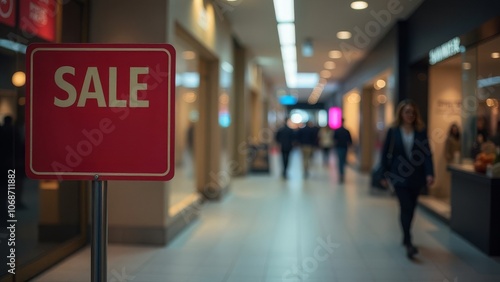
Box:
[33,150,500,282]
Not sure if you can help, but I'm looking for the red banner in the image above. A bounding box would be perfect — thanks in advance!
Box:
[0,0,16,27]
[20,0,57,42]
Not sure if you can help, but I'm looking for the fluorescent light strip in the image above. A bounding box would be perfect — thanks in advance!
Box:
[273,0,298,88]
[281,45,297,62]
[273,0,295,23]
[277,23,296,45]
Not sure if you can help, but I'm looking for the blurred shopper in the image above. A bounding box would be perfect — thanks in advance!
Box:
[318,126,334,166]
[0,116,26,209]
[381,99,434,259]
[476,115,489,141]
[445,123,461,163]
[275,119,296,179]
[471,132,486,159]
[297,121,317,178]
[333,119,352,183]
[491,121,500,147]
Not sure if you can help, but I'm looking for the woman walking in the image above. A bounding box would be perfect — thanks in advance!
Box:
[381,99,434,258]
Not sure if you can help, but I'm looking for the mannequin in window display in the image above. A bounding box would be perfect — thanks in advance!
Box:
[471,132,486,159]
[445,123,461,164]
[476,116,489,141]
[471,116,489,159]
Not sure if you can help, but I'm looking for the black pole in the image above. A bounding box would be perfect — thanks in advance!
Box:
[91,175,107,282]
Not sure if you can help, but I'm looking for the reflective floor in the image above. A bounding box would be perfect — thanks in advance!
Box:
[33,149,500,282]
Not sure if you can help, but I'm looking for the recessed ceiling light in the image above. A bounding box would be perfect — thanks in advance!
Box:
[337,31,352,40]
[219,93,229,104]
[375,79,386,89]
[351,1,368,10]
[491,52,500,59]
[329,50,342,59]
[324,61,336,70]
[12,71,26,87]
[320,70,331,78]
[486,98,495,107]
[183,92,197,103]
[377,95,387,104]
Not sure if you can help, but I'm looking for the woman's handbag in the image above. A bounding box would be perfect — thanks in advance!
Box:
[370,128,395,190]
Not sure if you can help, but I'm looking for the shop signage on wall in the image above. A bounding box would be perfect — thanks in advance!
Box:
[26,44,176,181]
[429,37,461,65]
[435,99,462,116]
[0,0,16,27]
[20,0,57,42]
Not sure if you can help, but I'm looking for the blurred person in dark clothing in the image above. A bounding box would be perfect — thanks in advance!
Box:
[333,119,352,183]
[0,116,15,167]
[380,100,434,259]
[275,119,296,179]
[318,126,334,166]
[0,116,26,211]
[297,121,317,178]
[476,116,489,141]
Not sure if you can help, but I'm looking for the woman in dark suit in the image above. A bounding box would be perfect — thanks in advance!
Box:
[381,99,434,259]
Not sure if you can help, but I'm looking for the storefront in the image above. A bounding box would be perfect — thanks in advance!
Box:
[424,34,500,206]
[336,1,500,235]
[0,1,89,281]
[407,17,500,222]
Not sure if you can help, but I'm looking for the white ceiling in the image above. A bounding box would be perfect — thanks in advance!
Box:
[224,0,424,102]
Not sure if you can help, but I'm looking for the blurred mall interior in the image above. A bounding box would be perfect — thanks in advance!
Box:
[0,0,500,281]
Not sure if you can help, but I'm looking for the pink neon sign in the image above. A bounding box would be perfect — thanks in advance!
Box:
[329,107,342,129]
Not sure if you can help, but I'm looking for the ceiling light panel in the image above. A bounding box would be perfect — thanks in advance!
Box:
[329,50,342,58]
[281,45,297,62]
[337,31,352,39]
[324,61,336,69]
[273,0,295,22]
[277,23,296,45]
[350,1,368,10]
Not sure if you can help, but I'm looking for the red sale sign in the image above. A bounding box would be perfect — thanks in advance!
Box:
[20,0,56,41]
[26,44,176,181]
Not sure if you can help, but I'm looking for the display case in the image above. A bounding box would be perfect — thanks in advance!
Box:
[448,164,500,255]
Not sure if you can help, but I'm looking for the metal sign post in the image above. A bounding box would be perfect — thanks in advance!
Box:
[91,175,107,282]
